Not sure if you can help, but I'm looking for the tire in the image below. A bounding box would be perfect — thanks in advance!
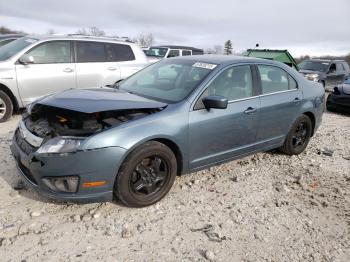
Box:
[114,141,177,207]
[279,115,312,155]
[0,90,13,123]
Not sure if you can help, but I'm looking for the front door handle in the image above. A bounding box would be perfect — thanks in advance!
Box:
[107,67,117,71]
[293,97,301,103]
[244,107,257,114]
[63,68,73,73]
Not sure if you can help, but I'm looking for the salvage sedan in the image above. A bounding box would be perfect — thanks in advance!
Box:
[326,77,350,114]
[10,56,325,207]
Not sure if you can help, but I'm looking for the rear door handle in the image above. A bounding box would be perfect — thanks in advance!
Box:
[293,97,301,103]
[63,68,73,73]
[244,107,257,114]
[107,67,117,71]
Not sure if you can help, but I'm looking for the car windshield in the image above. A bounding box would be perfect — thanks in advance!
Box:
[119,59,215,103]
[344,78,350,84]
[0,37,38,61]
[298,60,329,72]
[146,47,168,58]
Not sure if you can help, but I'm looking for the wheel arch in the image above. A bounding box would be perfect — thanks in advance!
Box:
[0,83,19,113]
[119,136,184,176]
[149,138,183,176]
[302,111,316,136]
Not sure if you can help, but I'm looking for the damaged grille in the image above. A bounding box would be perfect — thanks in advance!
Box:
[14,129,37,155]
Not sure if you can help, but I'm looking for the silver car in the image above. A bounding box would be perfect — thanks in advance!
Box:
[0,35,149,122]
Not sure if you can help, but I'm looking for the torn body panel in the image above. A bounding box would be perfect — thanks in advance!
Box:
[24,88,166,139]
[25,104,162,139]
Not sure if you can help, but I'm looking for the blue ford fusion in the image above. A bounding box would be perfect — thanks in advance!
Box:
[10,56,325,207]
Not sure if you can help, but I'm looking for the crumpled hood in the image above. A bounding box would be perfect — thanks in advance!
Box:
[37,88,167,113]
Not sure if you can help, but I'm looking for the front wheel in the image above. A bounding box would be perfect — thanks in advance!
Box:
[114,141,177,207]
[0,90,13,123]
[279,115,312,155]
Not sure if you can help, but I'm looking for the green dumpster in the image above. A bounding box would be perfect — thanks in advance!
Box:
[244,49,299,70]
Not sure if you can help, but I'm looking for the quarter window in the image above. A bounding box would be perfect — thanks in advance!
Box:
[76,41,105,63]
[205,65,253,101]
[105,43,135,62]
[167,50,180,58]
[26,41,71,64]
[257,65,289,94]
[182,50,191,56]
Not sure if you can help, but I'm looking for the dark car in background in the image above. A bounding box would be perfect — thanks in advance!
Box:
[10,56,324,207]
[0,34,25,47]
[299,59,350,91]
[327,77,350,113]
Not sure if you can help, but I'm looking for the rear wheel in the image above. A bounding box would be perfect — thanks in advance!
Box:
[114,141,177,207]
[280,115,312,155]
[0,90,13,123]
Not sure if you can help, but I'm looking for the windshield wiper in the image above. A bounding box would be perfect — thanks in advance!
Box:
[112,79,124,89]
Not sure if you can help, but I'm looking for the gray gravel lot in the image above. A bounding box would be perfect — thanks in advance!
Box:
[0,112,349,262]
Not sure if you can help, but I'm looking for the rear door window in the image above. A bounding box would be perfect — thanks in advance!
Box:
[167,50,180,58]
[26,41,71,64]
[257,65,289,94]
[182,50,192,56]
[105,43,135,62]
[76,41,106,63]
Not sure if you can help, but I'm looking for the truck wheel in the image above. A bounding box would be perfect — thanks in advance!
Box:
[114,141,177,207]
[0,90,13,123]
[279,115,312,155]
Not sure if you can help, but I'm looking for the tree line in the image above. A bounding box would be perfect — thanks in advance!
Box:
[1,25,349,65]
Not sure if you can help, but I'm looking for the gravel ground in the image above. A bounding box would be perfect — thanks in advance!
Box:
[0,111,349,262]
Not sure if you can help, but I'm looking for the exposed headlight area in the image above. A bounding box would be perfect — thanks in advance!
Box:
[304,73,319,82]
[36,137,84,154]
[42,176,79,193]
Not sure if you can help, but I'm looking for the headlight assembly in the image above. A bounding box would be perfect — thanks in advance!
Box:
[305,73,319,82]
[36,137,84,154]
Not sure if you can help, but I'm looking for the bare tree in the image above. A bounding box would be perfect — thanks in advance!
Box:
[46,29,56,35]
[76,26,105,36]
[0,26,23,34]
[205,45,223,55]
[89,26,105,36]
[134,33,154,47]
[213,45,223,55]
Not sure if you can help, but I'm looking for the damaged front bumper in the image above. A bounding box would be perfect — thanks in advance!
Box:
[10,125,127,203]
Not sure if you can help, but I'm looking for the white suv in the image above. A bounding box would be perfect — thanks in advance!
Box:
[0,35,149,122]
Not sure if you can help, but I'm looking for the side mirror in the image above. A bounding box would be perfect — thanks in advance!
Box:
[202,95,228,110]
[19,54,34,65]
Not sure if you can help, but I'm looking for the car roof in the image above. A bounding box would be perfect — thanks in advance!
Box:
[151,45,203,52]
[169,55,278,66]
[24,34,134,45]
[0,34,25,40]
[303,59,346,63]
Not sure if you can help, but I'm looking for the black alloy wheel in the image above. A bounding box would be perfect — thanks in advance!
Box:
[115,141,177,207]
[280,115,312,155]
[130,156,169,196]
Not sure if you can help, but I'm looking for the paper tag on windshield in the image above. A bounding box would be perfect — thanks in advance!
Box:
[192,62,217,70]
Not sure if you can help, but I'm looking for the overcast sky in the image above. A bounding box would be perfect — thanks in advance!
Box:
[0,0,349,57]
